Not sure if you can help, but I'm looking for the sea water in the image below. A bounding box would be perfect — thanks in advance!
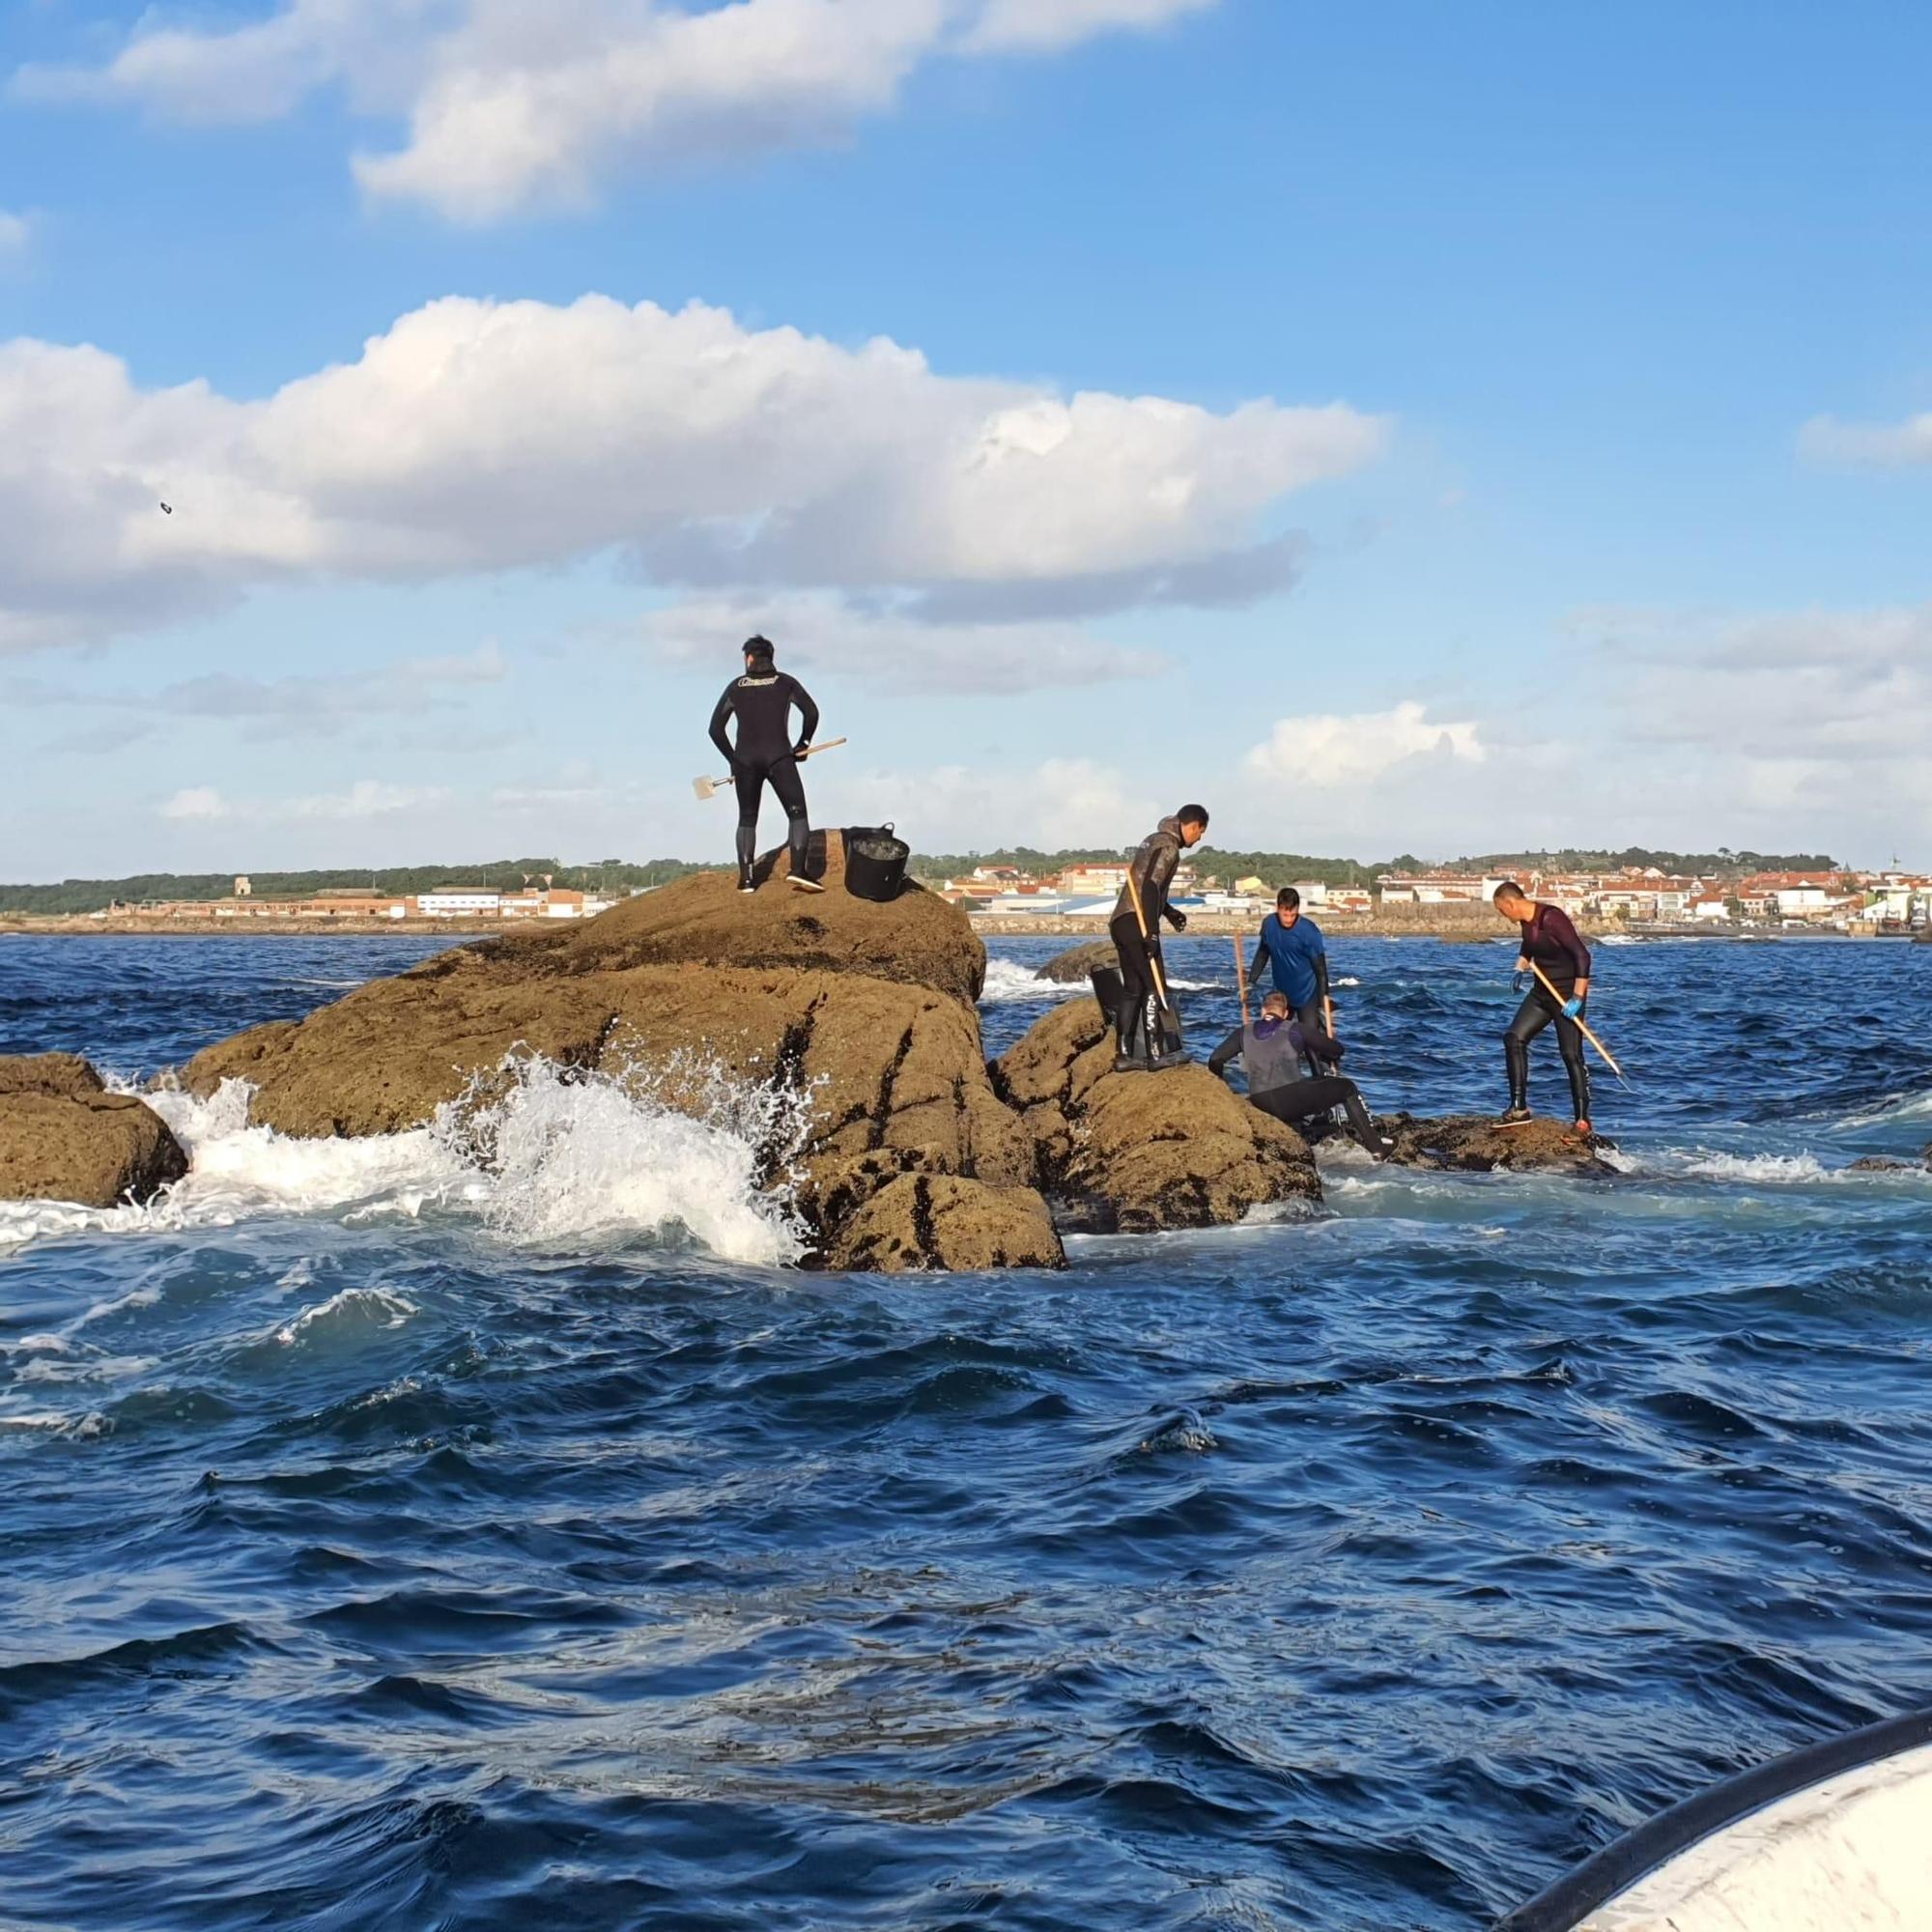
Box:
[3,932,1930,1930]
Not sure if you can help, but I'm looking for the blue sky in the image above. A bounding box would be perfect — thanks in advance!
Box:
[4,0,1930,879]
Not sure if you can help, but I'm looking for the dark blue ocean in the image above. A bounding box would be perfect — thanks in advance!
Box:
[4,931,1931,1931]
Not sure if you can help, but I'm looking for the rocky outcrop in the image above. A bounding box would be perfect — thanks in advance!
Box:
[0,1054,188,1208]
[1037,940,1121,985]
[482,834,984,1005]
[1375,1112,1618,1177]
[825,1175,1064,1272]
[180,838,1059,1272]
[993,1000,1321,1233]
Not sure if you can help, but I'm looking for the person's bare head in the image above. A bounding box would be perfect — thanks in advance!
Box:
[1261,990,1291,1020]
[1276,885,1300,927]
[1177,805,1209,849]
[1492,881,1534,923]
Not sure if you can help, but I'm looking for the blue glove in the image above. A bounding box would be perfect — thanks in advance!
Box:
[1561,996,1583,1019]
[1511,971,1529,994]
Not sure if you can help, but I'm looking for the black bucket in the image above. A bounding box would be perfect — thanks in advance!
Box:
[844,824,910,902]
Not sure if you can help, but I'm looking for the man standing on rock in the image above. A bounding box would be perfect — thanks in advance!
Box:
[708,636,822,895]
[1248,887,1334,1075]
[1208,991,1391,1158]
[1492,880,1593,1135]
[1110,805,1208,1071]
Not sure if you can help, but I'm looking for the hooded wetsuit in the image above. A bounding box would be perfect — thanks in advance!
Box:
[1249,912,1333,1071]
[1208,1014,1383,1155]
[709,667,820,883]
[1505,901,1593,1122]
[1110,815,1190,1062]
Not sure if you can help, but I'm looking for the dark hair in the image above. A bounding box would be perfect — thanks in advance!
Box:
[742,634,775,661]
[1492,880,1528,903]
[1276,886,1300,910]
[1177,804,1209,828]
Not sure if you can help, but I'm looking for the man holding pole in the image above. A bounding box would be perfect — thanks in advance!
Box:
[1492,881,1594,1134]
[1249,887,1335,1075]
[1110,805,1209,1072]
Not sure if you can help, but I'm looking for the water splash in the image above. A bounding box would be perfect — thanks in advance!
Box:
[1,1052,814,1269]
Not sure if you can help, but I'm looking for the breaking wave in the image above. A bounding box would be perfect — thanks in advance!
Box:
[0,1054,810,1268]
[979,959,1086,1005]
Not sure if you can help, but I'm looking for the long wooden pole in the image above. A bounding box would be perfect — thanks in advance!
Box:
[1528,960,1625,1078]
[1234,935,1251,1027]
[1122,869,1172,1009]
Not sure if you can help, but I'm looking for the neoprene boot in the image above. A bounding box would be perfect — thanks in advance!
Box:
[735,823,757,893]
[1114,994,1150,1071]
[786,813,823,893]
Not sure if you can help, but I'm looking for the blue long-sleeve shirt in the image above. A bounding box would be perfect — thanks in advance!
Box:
[1249,913,1328,1009]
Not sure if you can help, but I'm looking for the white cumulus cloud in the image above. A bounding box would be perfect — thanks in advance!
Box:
[1245,700,1486,788]
[1799,411,1932,468]
[21,0,1223,221]
[0,210,31,259]
[0,293,1388,652]
[157,778,451,824]
[641,592,1168,693]
[159,784,230,821]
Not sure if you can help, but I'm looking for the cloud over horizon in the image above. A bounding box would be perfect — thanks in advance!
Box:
[0,293,1388,653]
[20,0,1221,221]
[1799,412,1932,468]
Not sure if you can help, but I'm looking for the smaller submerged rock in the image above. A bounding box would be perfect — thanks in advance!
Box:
[0,1053,188,1208]
[1375,1111,1617,1177]
[1036,940,1121,985]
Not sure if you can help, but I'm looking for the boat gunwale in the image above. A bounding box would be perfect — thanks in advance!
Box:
[1494,1703,1932,1930]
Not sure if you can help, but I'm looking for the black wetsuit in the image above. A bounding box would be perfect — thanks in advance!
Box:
[709,668,819,883]
[1110,816,1189,1062]
[1208,1016,1384,1155]
[1506,902,1593,1122]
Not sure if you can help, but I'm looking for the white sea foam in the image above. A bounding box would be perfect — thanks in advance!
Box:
[1,1054,810,1269]
[979,959,1085,1005]
[1839,1088,1932,1128]
[1333,975,1362,987]
[275,1287,417,1347]
[1640,1147,1929,1187]
[439,1052,810,1264]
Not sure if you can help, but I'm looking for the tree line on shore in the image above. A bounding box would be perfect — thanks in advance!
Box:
[0,845,1842,918]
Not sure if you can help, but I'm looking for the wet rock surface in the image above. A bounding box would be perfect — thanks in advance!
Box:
[179,838,1047,1272]
[0,1054,188,1208]
[1374,1111,1618,1176]
[994,1001,1321,1233]
[825,1174,1065,1272]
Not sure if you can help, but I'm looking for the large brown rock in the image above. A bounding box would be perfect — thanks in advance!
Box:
[476,831,984,1006]
[993,1001,1321,1233]
[1377,1112,1618,1177]
[826,1174,1065,1272]
[0,1054,188,1208]
[178,850,1040,1271]
[185,960,1032,1184]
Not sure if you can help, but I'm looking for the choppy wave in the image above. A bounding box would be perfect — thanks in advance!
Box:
[1839,1086,1932,1128]
[0,1054,809,1267]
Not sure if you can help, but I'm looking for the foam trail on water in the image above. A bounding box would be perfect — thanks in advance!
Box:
[979,960,1085,1005]
[0,1056,810,1268]
[1839,1087,1932,1128]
